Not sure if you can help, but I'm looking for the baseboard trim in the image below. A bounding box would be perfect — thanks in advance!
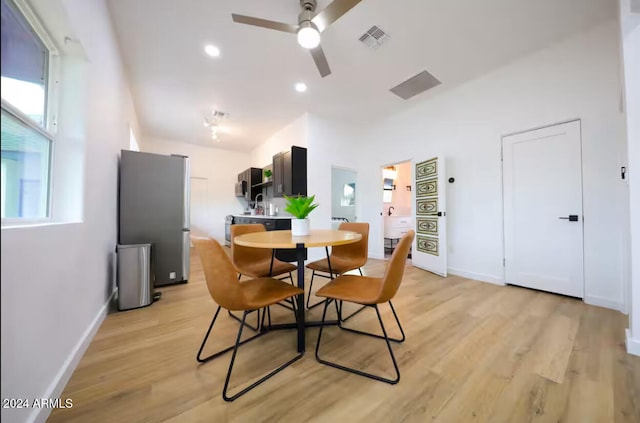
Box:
[30,289,116,423]
[447,267,505,286]
[369,252,385,260]
[584,295,625,312]
[626,329,640,356]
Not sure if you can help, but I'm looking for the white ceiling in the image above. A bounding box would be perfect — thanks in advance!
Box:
[107,0,615,151]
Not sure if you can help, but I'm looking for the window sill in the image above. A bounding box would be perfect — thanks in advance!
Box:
[1,220,83,230]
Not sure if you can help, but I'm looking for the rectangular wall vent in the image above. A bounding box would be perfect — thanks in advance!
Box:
[359,25,389,50]
[390,70,441,100]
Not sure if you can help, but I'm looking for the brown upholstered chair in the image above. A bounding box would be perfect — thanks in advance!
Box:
[231,224,297,280]
[192,237,303,402]
[305,222,369,320]
[314,230,415,384]
[230,224,298,328]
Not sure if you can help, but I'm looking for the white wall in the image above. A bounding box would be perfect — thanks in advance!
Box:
[247,113,310,217]
[0,0,141,422]
[301,21,627,309]
[251,113,308,168]
[620,0,640,355]
[143,138,251,243]
[361,20,626,307]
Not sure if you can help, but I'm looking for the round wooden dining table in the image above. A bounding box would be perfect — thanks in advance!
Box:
[234,229,362,353]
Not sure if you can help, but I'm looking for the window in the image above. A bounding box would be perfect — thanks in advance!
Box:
[1,0,55,220]
[341,183,355,206]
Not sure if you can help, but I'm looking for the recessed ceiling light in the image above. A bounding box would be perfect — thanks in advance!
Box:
[204,45,220,57]
[295,82,307,93]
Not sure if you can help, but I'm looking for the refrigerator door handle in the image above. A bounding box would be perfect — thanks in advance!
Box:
[180,156,191,229]
[182,230,190,281]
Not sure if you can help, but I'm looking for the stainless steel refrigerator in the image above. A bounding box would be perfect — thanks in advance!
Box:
[119,150,190,286]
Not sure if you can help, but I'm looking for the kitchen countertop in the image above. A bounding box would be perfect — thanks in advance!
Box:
[233,214,293,220]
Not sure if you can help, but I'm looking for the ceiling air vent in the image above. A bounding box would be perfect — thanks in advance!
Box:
[390,70,441,100]
[359,25,389,50]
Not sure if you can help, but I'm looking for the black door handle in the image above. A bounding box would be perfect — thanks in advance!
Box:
[559,215,579,222]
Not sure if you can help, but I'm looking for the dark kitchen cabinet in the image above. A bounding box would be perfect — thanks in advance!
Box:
[231,217,305,262]
[237,168,262,200]
[273,146,307,198]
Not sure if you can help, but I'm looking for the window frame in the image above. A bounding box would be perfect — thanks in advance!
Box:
[1,0,60,225]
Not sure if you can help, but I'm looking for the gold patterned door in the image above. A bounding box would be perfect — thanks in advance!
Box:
[412,156,447,276]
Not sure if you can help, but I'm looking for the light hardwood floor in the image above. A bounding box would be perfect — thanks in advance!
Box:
[49,251,640,422]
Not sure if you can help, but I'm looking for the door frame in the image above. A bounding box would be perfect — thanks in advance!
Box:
[500,118,585,292]
[380,159,414,261]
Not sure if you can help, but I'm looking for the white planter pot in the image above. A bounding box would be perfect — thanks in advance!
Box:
[291,218,310,236]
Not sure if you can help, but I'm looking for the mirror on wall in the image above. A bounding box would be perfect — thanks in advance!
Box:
[342,182,356,206]
[332,167,357,228]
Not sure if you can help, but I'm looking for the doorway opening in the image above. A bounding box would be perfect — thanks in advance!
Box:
[381,160,413,260]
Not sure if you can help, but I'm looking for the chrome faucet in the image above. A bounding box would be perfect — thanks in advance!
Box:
[388,206,395,216]
[254,193,265,214]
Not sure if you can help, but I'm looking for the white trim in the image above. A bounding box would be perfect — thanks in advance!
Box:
[1,220,83,230]
[413,261,446,277]
[626,329,640,356]
[584,295,625,312]
[11,0,59,54]
[1,99,56,140]
[447,267,505,286]
[501,117,581,139]
[29,289,116,423]
[369,252,385,260]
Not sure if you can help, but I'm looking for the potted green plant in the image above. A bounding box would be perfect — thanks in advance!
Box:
[284,194,319,236]
[263,169,272,182]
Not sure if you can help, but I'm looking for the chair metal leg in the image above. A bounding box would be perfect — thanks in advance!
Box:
[197,306,264,363]
[270,258,294,310]
[227,309,261,332]
[315,300,400,384]
[258,304,275,332]
[338,300,405,343]
[306,247,334,310]
[275,275,296,311]
[306,270,330,310]
[273,274,296,311]
[222,307,304,401]
[338,268,367,322]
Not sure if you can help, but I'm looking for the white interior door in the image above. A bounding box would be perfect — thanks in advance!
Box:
[503,120,584,298]
[412,156,447,276]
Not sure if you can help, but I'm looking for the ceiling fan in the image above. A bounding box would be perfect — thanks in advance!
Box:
[232,0,363,78]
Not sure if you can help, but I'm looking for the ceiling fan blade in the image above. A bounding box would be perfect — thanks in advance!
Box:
[310,46,331,78]
[231,14,298,33]
[311,0,362,32]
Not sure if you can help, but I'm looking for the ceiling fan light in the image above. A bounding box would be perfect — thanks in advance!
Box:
[297,25,320,49]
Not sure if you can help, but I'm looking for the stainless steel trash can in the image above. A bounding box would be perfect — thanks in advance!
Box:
[117,244,153,311]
